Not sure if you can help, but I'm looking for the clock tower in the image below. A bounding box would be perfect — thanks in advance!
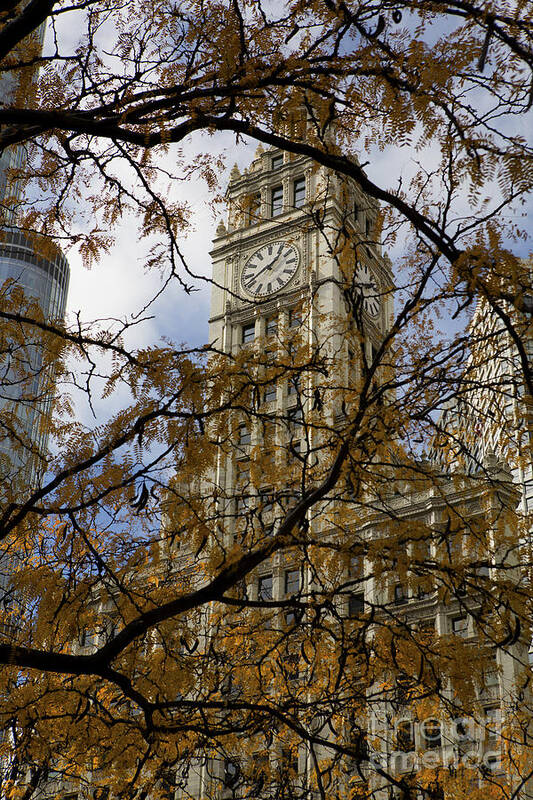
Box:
[210,144,392,346]
[209,144,393,532]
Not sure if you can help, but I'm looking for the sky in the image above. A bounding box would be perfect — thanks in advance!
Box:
[61,133,259,427]
[66,136,255,350]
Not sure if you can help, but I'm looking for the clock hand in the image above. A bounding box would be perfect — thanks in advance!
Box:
[252,256,281,280]
[250,265,270,282]
[265,252,283,270]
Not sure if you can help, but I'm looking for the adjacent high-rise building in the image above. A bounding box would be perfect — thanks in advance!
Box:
[430,281,533,522]
[0,228,70,487]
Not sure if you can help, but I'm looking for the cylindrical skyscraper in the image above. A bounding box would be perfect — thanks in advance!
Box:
[0,227,70,487]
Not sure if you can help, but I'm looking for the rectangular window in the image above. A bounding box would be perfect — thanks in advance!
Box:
[418,618,435,635]
[238,424,251,446]
[224,760,239,787]
[293,177,306,208]
[421,719,441,749]
[452,616,468,637]
[284,650,299,678]
[416,582,433,600]
[396,720,415,753]
[485,708,501,741]
[259,489,273,514]
[271,185,283,217]
[252,754,269,782]
[236,495,249,515]
[483,659,499,689]
[476,562,490,578]
[107,617,119,641]
[447,533,463,563]
[266,316,277,337]
[242,322,255,343]
[258,574,273,601]
[394,583,407,605]
[288,376,298,396]
[350,554,363,578]
[348,593,365,617]
[285,610,297,627]
[263,383,276,403]
[281,748,298,777]
[285,569,300,595]
[271,153,283,170]
[288,406,303,433]
[237,460,250,481]
[413,538,431,561]
[246,192,261,225]
[289,308,302,328]
[290,439,302,456]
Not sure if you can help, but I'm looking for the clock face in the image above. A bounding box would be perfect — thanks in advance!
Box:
[354,263,380,317]
[241,241,299,297]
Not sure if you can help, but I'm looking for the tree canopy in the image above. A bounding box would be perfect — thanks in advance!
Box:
[0,1,532,799]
